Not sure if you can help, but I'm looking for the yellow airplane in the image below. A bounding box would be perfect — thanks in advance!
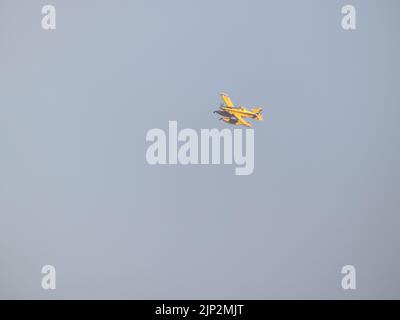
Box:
[213,93,263,127]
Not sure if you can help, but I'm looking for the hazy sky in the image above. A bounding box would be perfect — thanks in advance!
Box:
[1,0,399,299]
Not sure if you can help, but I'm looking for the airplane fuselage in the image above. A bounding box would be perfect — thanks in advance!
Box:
[220,106,258,118]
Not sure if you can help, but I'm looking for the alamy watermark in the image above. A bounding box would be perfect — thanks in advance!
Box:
[145,121,255,175]
[41,5,56,30]
[41,265,56,290]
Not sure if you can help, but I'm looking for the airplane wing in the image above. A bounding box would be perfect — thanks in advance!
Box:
[232,113,252,127]
[220,93,235,108]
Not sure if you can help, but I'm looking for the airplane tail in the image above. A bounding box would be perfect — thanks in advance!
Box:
[251,107,263,121]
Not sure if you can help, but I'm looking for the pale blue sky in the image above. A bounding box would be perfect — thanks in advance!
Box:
[1,0,399,298]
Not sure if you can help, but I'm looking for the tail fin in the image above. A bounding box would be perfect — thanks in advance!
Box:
[251,107,262,114]
[251,107,263,121]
